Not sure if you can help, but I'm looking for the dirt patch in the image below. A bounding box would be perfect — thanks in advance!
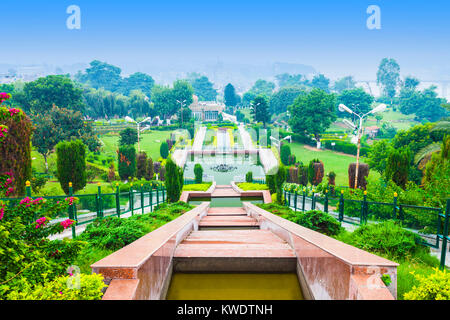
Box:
[302,145,356,158]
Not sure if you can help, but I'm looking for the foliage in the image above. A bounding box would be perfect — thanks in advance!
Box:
[7,273,106,300]
[56,139,87,194]
[182,183,212,191]
[30,174,48,194]
[160,142,169,159]
[189,76,217,101]
[136,152,148,180]
[377,58,401,99]
[336,221,426,261]
[249,79,275,97]
[269,86,305,115]
[367,140,393,174]
[398,86,448,122]
[285,210,343,236]
[288,89,337,141]
[237,183,269,191]
[245,171,253,183]
[333,76,356,93]
[194,163,204,184]
[119,128,138,146]
[0,103,33,196]
[265,174,276,194]
[280,144,292,165]
[275,165,286,204]
[348,163,369,190]
[165,157,183,203]
[250,95,270,127]
[337,88,374,117]
[311,74,330,93]
[145,157,155,181]
[385,147,411,189]
[118,144,137,180]
[403,269,450,300]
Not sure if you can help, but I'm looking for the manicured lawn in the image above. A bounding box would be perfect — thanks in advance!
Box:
[36,180,115,196]
[288,142,380,186]
[237,182,269,191]
[182,183,212,192]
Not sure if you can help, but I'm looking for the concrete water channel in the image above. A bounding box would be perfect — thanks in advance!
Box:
[91,126,399,300]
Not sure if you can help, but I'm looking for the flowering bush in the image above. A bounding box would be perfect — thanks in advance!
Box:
[404,268,450,300]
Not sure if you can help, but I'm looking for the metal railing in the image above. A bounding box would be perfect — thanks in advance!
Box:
[282,187,449,270]
[1,182,168,239]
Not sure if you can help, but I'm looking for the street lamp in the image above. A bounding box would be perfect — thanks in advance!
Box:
[339,103,387,189]
[125,116,152,153]
[177,99,187,126]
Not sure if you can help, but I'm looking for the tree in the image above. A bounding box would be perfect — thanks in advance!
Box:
[128,90,155,119]
[269,87,305,115]
[402,76,420,90]
[194,164,203,184]
[250,95,270,128]
[145,157,154,181]
[385,147,411,189]
[311,74,330,93]
[151,85,178,119]
[160,142,169,159]
[288,89,337,147]
[377,58,401,100]
[275,165,286,204]
[333,76,356,93]
[119,128,138,146]
[76,60,123,92]
[31,113,61,173]
[337,88,374,118]
[367,139,393,174]
[56,139,87,194]
[189,76,217,101]
[121,72,155,97]
[22,75,85,113]
[250,79,275,97]
[108,162,116,182]
[118,145,136,180]
[275,74,309,88]
[224,83,238,107]
[399,86,447,122]
[348,163,370,190]
[165,157,183,203]
[173,80,194,107]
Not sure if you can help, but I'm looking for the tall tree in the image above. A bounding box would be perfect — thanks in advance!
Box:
[337,88,374,117]
[288,89,337,147]
[311,74,330,93]
[224,83,238,107]
[269,86,305,115]
[151,85,178,119]
[121,72,155,97]
[398,86,447,122]
[189,76,217,101]
[76,60,123,92]
[377,58,401,101]
[172,80,194,107]
[251,95,270,128]
[333,76,356,93]
[250,79,275,97]
[56,139,87,194]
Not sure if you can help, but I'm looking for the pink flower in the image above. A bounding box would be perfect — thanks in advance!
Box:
[8,108,20,117]
[60,219,74,229]
[35,217,47,229]
[0,206,4,220]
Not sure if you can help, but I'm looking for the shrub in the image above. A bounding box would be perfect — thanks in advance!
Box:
[403,268,450,300]
[285,210,343,236]
[308,159,324,186]
[160,142,169,159]
[336,221,427,260]
[245,171,253,183]
[136,152,148,179]
[30,175,48,194]
[118,145,136,180]
[56,139,87,194]
[275,165,286,204]
[298,165,308,186]
[0,105,33,196]
[107,163,116,182]
[385,147,411,189]
[280,144,291,165]
[348,163,370,190]
[237,183,269,191]
[7,273,106,300]
[119,128,138,146]
[194,164,203,184]
[266,174,276,194]
[165,158,183,203]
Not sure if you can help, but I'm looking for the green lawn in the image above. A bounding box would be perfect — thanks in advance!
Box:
[288,142,379,186]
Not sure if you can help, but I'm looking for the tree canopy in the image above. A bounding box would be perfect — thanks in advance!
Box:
[377,58,401,99]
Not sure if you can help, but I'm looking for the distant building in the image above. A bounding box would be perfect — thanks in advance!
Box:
[365,126,380,138]
[188,95,224,121]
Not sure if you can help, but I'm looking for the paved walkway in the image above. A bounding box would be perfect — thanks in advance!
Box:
[211,185,240,198]
[192,126,206,151]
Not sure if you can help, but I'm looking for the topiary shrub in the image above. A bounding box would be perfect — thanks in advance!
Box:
[194,164,203,184]
[266,174,276,194]
[245,171,253,183]
[336,220,427,260]
[285,210,343,236]
[275,165,286,205]
[298,165,308,186]
[145,157,154,181]
[136,152,148,180]
[56,139,87,194]
[403,268,450,300]
[165,158,182,202]
[280,144,291,165]
[160,142,169,159]
[118,145,136,181]
[348,163,370,190]
[0,99,33,196]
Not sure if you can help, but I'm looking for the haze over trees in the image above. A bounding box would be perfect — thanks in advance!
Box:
[377,58,401,101]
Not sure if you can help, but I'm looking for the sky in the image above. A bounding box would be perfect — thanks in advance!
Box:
[1,0,449,80]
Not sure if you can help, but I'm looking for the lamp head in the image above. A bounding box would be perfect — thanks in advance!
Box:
[338,104,353,114]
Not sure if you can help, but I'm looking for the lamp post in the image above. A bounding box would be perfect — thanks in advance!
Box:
[125,116,152,153]
[177,99,187,127]
[338,103,387,189]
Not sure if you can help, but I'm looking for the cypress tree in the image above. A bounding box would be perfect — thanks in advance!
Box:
[56,139,87,194]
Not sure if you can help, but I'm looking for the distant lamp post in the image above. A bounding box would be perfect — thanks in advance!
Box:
[125,116,152,153]
[177,99,187,126]
[339,103,387,189]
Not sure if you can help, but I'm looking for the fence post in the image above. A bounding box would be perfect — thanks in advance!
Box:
[294,191,298,212]
[97,182,103,219]
[324,189,329,213]
[302,188,306,212]
[339,190,344,222]
[156,186,160,205]
[288,191,291,208]
[68,182,76,239]
[393,192,398,220]
[115,183,121,218]
[162,186,166,203]
[312,189,316,210]
[150,187,153,212]
[440,199,449,270]
[141,184,144,215]
[130,183,134,216]
[361,191,368,225]
[26,181,32,197]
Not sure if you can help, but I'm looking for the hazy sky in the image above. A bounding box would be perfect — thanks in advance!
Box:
[1,0,449,80]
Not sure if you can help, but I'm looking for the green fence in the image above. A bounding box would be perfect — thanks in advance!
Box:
[282,187,449,270]
[1,182,167,240]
